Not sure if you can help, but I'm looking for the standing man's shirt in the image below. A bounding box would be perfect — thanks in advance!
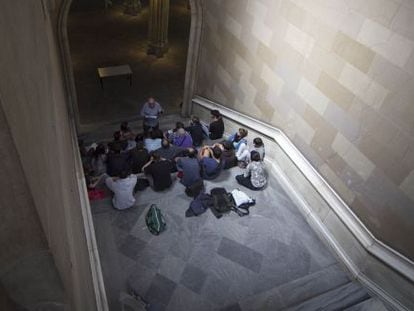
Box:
[140,101,162,128]
[105,175,137,210]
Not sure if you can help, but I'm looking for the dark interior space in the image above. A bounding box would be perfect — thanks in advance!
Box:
[68,0,191,126]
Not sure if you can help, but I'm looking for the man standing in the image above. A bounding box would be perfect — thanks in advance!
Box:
[140,97,163,133]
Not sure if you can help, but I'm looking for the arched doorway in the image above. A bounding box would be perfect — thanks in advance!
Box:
[58,0,202,133]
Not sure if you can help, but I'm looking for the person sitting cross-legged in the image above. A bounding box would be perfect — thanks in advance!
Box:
[129,141,149,174]
[105,170,138,210]
[172,128,193,148]
[156,139,185,162]
[176,148,202,187]
[142,152,174,191]
[185,116,204,147]
[235,150,267,191]
[199,145,222,180]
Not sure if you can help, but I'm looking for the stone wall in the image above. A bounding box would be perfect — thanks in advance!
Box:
[196,0,414,260]
[0,1,101,310]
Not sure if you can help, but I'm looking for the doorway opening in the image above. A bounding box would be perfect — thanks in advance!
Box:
[64,0,197,132]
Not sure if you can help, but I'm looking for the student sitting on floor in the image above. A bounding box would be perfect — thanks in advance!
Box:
[105,170,137,210]
[236,137,266,165]
[176,148,202,187]
[218,141,237,169]
[228,128,248,152]
[172,128,193,148]
[107,143,130,177]
[129,141,149,174]
[201,110,224,140]
[185,116,204,147]
[166,121,185,142]
[142,152,174,191]
[109,130,128,153]
[235,150,267,191]
[156,139,185,162]
[120,121,133,140]
[199,145,222,180]
[91,143,107,176]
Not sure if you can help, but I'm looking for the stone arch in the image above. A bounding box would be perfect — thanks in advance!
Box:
[57,0,203,132]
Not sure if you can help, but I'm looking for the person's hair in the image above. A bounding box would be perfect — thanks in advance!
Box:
[191,116,200,124]
[150,130,160,140]
[212,146,222,159]
[94,143,106,158]
[113,131,121,141]
[136,141,145,150]
[119,170,129,179]
[153,129,163,139]
[120,121,129,132]
[188,148,197,158]
[175,122,184,130]
[135,133,144,143]
[211,110,221,118]
[250,150,261,162]
[162,139,170,148]
[222,141,233,151]
[238,128,248,138]
[253,137,263,147]
[151,152,161,161]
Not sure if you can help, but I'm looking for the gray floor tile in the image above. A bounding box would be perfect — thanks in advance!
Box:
[118,235,147,260]
[217,237,263,273]
[136,245,168,270]
[166,285,214,311]
[201,275,232,307]
[219,303,242,311]
[159,256,186,284]
[145,273,177,307]
[180,263,207,294]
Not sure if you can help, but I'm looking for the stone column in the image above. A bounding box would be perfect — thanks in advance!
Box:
[147,0,170,58]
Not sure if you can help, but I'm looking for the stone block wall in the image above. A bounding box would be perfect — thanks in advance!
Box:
[196,0,414,260]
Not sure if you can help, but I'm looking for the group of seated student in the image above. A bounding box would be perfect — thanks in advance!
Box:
[80,110,267,210]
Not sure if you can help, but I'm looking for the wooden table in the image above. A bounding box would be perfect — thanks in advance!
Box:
[97,65,132,89]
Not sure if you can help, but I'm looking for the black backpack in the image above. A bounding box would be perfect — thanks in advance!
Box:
[185,179,204,198]
[210,187,234,215]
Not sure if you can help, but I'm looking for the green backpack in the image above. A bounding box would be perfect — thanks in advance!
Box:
[145,204,166,235]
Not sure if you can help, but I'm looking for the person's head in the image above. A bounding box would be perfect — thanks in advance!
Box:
[212,146,222,159]
[161,139,170,149]
[222,141,233,151]
[211,109,221,120]
[120,121,129,132]
[94,143,106,157]
[177,128,186,136]
[135,133,144,142]
[151,152,161,162]
[250,150,261,162]
[150,130,159,140]
[191,116,200,125]
[238,128,248,139]
[175,122,184,130]
[148,97,156,108]
[119,170,129,179]
[253,137,263,148]
[136,141,145,150]
[113,131,121,141]
[187,148,197,158]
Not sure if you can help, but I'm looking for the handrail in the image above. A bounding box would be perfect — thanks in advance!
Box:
[193,95,414,283]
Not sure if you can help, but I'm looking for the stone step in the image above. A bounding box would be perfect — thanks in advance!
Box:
[284,282,370,311]
[343,297,390,311]
[239,263,350,310]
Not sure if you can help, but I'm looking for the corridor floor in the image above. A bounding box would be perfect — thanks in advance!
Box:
[90,166,355,310]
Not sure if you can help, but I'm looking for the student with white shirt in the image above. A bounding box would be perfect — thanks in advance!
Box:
[105,170,138,210]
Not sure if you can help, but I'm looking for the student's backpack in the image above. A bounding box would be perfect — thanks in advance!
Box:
[210,187,234,216]
[185,193,212,217]
[185,179,204,198]
[145,204,166,235]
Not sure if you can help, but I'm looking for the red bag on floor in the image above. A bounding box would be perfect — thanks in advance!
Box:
[88,189,106,201]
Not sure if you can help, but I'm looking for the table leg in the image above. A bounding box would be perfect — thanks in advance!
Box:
[129,74,132,87]
[100,77,104,89]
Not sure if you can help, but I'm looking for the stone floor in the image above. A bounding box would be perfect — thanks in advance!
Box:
[68,0,191,126]
[90,165,370,310]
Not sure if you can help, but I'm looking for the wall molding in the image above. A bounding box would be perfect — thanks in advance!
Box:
[192,96,414,310]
